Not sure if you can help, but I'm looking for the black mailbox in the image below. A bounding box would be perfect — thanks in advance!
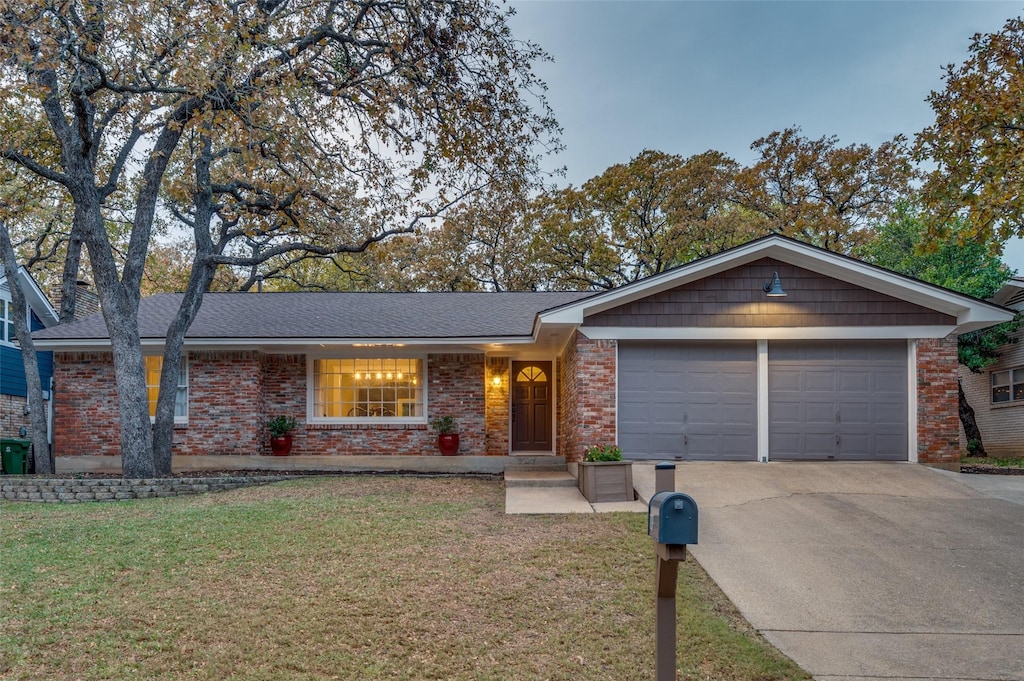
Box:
[647,491,698,545]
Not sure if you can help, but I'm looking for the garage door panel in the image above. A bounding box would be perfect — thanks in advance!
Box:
[804,370,837,392]
[873,370,906,393]
[651,402,684,424]
[870,434,908,459]
[771,400,801,425]
[769,341,908,461]
[619,342,756,461]
[873,404,907,425]
[771,369,802,392]
[805,402,837,425]
[839,370,871,393]
[838,401,871,425]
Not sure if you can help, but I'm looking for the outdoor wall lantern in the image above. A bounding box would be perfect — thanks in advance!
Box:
[762,271,787,297]
[492,375,502,387]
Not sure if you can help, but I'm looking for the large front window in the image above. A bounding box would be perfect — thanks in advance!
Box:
[991,367,1024,404]
[312,358,424,420]
[145,356,189,421]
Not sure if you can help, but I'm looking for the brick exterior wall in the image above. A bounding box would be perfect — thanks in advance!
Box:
[0,393,48,440]
[181,352,264,456]
[485,357,510,455]
[958,324,1024,457]
[53,352,121,457]
[558,332,617,463]
[53,350,494,458]
[916,336,961,465]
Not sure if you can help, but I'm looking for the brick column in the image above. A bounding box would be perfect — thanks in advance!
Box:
[916,336,960,467]
[484,357,510,455]
[559,332,617,463]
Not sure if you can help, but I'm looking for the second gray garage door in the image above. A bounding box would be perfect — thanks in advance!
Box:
[769,340,908,461]
[618,342,757,461]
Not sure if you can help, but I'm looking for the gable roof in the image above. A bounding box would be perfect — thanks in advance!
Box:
[538,234,1015,335]
[991,277,1024,311]
[0,266,59,328]
[32,291,595,348]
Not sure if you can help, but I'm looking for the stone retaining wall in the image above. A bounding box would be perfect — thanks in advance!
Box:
[1,475,288,503]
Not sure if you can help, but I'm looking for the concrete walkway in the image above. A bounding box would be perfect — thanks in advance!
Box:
[504,470,646,514]
[633,462,1024,681]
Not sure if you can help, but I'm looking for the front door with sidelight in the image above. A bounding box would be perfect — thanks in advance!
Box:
[512,361,553,452]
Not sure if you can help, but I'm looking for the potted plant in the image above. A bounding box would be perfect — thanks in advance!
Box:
[430,415,460,456]
[578,444,634,503]
[267,416,298,456]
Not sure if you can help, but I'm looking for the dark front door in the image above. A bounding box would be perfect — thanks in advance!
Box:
[512,361,552,452]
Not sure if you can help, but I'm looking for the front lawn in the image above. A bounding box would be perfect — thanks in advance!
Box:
[1,476,808,680]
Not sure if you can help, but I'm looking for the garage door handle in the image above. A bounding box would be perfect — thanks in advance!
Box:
[835,433,840,445]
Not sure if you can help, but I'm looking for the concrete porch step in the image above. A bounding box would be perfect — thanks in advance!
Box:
[504,470,577,488]
[504,455,567,473]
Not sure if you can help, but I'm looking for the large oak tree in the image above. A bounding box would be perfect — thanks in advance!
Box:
[1,0,558,476]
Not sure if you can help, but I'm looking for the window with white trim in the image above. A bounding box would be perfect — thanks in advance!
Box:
[991,367,1024,404]
[145,355,189,422]
[0,296,16,345]
[311,358,424,420]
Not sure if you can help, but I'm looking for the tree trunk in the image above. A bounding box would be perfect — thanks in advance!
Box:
[0,221,53,474]
[958,378,986,457]
[74,199,156,478]
[58,217,85,323]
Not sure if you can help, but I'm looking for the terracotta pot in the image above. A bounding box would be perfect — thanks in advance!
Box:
[270,434,293,456]
[437,433,460,456]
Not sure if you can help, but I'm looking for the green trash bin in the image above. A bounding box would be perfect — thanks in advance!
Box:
[1,438,31,475]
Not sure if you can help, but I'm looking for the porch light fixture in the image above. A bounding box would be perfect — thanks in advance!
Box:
[762,271,787,297]
[492,375,502,387]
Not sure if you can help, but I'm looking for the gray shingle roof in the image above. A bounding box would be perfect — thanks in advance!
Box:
[32,291,595,342]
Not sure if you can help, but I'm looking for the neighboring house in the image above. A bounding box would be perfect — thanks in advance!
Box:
[959,276,1024,457]
[32,235,1014,468]
[0,266,59,440]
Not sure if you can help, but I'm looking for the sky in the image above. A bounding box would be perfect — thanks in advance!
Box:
[506,0,1024,274]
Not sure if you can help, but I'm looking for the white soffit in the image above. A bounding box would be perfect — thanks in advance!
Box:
[538,236,1015,332]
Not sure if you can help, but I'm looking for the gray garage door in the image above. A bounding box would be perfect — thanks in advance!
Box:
[618,342,757,461]
[769,341,908,461]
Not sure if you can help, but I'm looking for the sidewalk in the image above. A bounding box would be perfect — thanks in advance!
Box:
[504,469,646,514]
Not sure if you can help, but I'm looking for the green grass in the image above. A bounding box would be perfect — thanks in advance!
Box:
[0,477,810,680]
[962,455,1024,467]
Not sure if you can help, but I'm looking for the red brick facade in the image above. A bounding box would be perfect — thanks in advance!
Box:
[915,336,961,466]
[54,333,962,464]
[53,351,494,458]
[558,332,617,463]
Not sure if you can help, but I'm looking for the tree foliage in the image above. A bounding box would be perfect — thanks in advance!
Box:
[858,204,1019,373]
[916,17,1024,246]
[735,127,915,253]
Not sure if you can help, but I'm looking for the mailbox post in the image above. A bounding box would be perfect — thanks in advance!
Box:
[648,463,698,681]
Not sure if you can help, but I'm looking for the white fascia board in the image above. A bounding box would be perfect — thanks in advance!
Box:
[577,325,959,341]
[1,267,59,327]
[537,237,1014,330]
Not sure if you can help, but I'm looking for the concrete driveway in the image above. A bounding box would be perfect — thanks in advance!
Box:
[633,462,1024,681]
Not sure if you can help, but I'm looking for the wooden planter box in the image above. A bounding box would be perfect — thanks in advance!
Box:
[578,461,634,503]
